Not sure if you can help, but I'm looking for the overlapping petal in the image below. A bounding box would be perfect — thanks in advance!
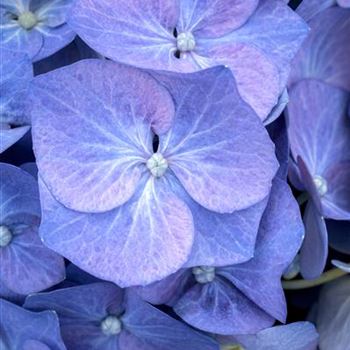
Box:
[290,8,350,91]
[0,299,66,350]
[154,66,278,213]
[177,0,258,38]
[31,60,174,213]
[38,176,194,287]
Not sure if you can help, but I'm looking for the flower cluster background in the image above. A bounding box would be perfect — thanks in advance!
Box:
[0,0,349,349]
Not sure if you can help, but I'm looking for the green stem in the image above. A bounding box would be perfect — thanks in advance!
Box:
[282,267,348,290]
[297,192,309,206]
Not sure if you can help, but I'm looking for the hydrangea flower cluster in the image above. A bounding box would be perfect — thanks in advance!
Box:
[1,1,349,349]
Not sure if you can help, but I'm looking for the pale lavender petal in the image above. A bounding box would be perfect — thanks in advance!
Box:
[31,60,174,213]
[332,260,350,272]
[122,291,219,350]
[38,176,194,287]
[300,201,328,280]
[338,0,350,7]
[0,299,66,350]
[264,89,289,126]
[194,42,280,120]
[154,66,278,213]
[178,0,258,37]
[232,322,319,350]
[290,8,350,92]
[68,0,192,71]
[174,278,274,335]
[219,178,304,322]
[23,340,51,350]
[229,0,309,89]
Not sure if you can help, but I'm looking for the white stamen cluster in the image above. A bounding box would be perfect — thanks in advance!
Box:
[18,11,38,30]
[313,175,328,196]
[192,266,216,284]
[177,32,196,52]
[100,315,122,336]
[146,153,168,177]
[0,225,12,247]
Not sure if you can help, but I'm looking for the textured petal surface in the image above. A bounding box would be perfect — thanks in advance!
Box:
[68,0,191,71]
[300,201,328,279]
[31,59,174,213]
[0,1,75,61]
[290,8,350,91]
[0,299,66,350]
[194,42,280,120]
[153,66,278,213]
[174,277,274,335]
[288,80,350,219]
[0,49,33,124]
[218,178,304,323]
[229,0,309,89]
[39,176,194,287]
[232,322,319,350]
[178,0,258,37]
[121,291,219,350]
[24,283,123,350]
[0,163,65,294]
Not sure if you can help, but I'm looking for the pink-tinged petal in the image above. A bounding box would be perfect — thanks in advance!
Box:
[136,269,194,306]
[69,0,191,71]
[300,201,328,279]
[0,126,30,153]
[154,66,278,213]
[290,8,350,92]
[338,0,350,7]
[1,226,65,294]
[288,80,350,177]
[322,162,350,220]
[38,176,194,287]
[31,60,174,213]
[219,178,304,323]
[121,291,219,350]
[174,278,274,335]
[194,42,280,121]
[178,0,258,37]
[230,0,309,90]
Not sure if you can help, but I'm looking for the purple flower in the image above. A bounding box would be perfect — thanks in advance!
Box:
[0,298,66,349]
[290,7,350,92]
[0,163,65,295]
[137,178,304,335]
[0,49,32,153]
[30,60,278,287]
[220,322,319,350]
[68,0,308,122]
[310,276,350,350]
[287,6,350,279]
[24,282,219,350]
[287,80,350,278]
[0,0,75,61]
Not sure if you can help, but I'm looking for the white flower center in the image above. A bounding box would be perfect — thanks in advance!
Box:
[313,175,328,196]
[146,153,168,178]
[177,32,196,52]
[101,315,122,336]
[0,225,12,247]
[18,11,38,30]
[192,266,216,284]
